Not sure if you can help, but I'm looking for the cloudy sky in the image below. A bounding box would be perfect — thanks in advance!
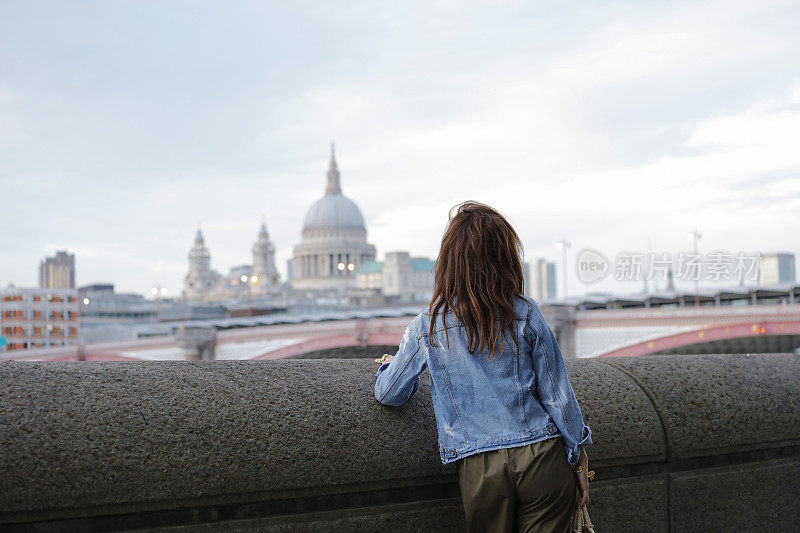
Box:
[2,0,799,298]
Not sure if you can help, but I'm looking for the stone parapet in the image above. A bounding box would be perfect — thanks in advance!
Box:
[0,353,797,531]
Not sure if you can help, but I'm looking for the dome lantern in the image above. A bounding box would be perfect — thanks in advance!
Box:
[326,143,342,196]
[301,144,367,233]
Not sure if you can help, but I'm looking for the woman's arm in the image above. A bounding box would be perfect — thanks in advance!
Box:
[575,446,590,509]
[525,305,593,465]
[374,315,428,406]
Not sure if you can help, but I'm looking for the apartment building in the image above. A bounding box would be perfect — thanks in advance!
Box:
[0,286,79,351]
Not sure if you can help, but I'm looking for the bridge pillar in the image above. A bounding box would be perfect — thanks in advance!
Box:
[176,326,216,361]
[541,303,576,359]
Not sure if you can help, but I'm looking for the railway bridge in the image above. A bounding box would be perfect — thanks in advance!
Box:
[3,300,800,361]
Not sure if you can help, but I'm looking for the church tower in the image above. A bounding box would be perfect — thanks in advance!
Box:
[189,228,211,274]
[183,226,223,302]
[252,219,279,292]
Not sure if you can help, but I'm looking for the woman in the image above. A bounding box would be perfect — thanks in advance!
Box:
[374,201,592,533]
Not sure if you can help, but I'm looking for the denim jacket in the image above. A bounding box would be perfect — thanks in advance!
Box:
[375,294,592,465]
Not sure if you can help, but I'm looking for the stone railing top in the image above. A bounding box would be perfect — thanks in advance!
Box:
[0,353,798,525]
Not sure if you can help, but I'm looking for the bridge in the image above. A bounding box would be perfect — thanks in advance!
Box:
[3,301,800,361]
[573,304,800,358]
[0,314,414,362]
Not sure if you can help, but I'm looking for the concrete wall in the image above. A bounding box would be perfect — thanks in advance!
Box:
[1,353,798,532]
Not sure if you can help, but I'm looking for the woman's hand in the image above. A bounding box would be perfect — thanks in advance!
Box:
[374,354,394,364]
[575,447,590,510]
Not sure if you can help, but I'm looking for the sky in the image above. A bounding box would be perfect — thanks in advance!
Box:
[1,0,799,298]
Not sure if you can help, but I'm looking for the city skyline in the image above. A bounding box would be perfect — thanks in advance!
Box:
[2,1,799,297]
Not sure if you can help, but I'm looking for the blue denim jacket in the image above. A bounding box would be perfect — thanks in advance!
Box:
[375,295,592,465]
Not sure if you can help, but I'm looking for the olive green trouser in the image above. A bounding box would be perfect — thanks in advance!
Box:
[455,436,577,533]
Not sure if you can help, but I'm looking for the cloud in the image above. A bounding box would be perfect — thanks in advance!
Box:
[0,0,798,295]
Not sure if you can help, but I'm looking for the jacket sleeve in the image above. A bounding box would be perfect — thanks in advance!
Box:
[525,305,592,465]
[374,315,428,407]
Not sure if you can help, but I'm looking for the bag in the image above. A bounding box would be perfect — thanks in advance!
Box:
[571,503,596,533]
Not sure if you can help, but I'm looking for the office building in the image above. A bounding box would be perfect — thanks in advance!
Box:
[39,250,75,289]
[759,253,796,285]
[531,258,557,302]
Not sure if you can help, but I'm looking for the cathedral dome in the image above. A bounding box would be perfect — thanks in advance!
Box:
[292,145,377,291]
[302,193,365,231]
[301,145,366,232]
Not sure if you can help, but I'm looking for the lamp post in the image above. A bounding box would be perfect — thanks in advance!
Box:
[337,262,355,313]
[686,230,702,306]
[78,297,90,361]
[555,240,571,300]
[150,286,167,322]
[240,274,259,317]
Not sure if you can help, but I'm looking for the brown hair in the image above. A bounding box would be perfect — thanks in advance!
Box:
[428,201,525,358]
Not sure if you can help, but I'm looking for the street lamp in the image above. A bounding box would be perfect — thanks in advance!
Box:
[78,297,90,361]
[686,230,702,306]
[337,262,355,313]
[240,274,259,317]
[150,286,167,322]
[555,240,571,300]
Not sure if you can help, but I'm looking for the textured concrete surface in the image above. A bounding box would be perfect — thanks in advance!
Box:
[670,458,800,532]
[0,357,657,518]
[588,475,668,533]
[144,499,466,532]
[0,360,448,517]
[609,353,800,459]
[566,359,665,467]
[1,353,799,532]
